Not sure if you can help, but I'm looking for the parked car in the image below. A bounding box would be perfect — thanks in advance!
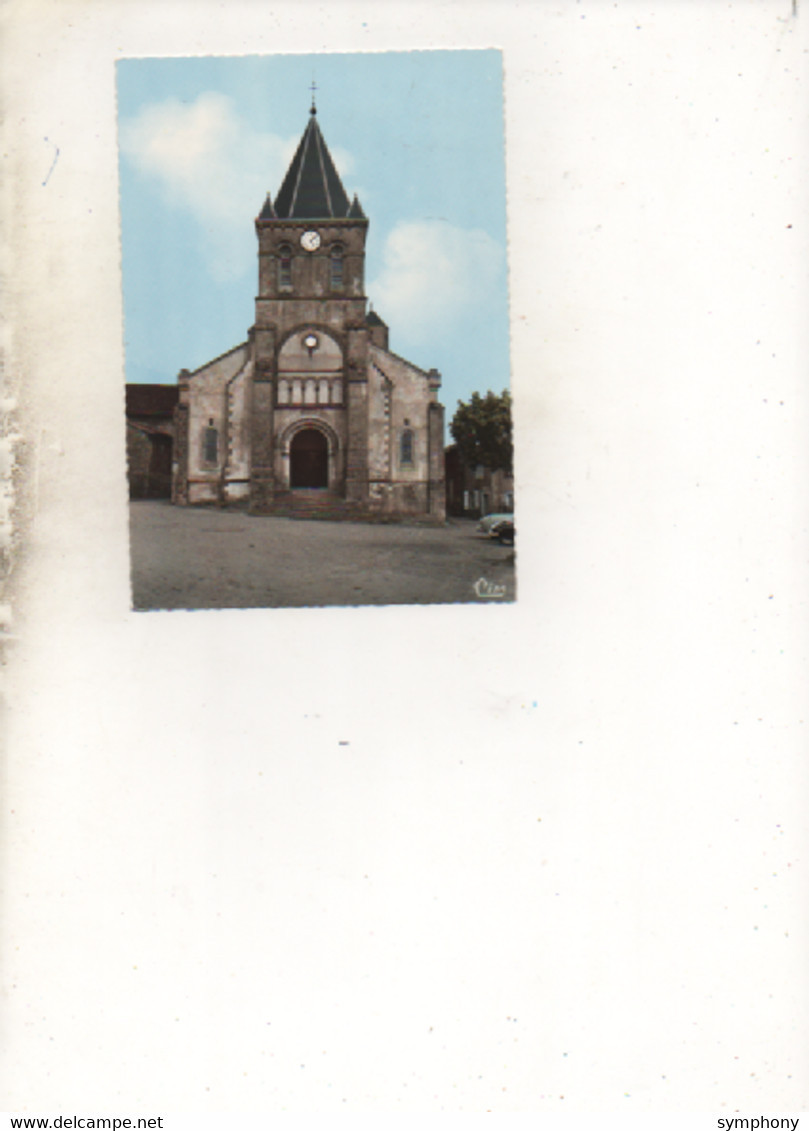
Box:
[477,512,514,537]
[496,520,515,546]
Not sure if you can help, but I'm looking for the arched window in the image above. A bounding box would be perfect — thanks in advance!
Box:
[278,244,292,289]
[400,428,414,466]
[330,243,344,289]
[202,419,218,465]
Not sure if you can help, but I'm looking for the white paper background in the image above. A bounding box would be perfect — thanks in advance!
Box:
[2,0,808,1116]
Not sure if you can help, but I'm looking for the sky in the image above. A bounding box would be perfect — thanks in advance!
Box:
[116,50,511,426]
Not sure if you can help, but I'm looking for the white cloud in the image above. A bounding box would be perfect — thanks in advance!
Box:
[368,221,504,344]
[120,93,355,282]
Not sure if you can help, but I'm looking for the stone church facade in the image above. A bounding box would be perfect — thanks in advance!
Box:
[172,105,445,520]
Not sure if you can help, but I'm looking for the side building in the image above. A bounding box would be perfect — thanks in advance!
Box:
[126,384,178,499]
[444,444,514,518]
[172,104,445,521]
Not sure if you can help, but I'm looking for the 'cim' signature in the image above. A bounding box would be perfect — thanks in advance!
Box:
[473,577,507,600]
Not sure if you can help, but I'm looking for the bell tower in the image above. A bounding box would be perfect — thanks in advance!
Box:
[250,102,371,512]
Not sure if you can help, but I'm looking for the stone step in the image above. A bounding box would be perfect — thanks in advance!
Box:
[270,491,357,521]
[253,491,443,525]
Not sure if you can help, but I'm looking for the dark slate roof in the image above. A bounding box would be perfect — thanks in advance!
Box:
[125,384,179,417]
[258,194,276,219]
[272,111,354,220]
[366,310,387,327]
[347,194,366,219]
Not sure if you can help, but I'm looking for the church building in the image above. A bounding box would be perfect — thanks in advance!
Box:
[172,101,446,520]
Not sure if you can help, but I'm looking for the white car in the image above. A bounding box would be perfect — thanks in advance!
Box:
[477,512,514,537]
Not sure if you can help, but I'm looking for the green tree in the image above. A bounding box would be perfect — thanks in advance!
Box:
[449,389,513,474]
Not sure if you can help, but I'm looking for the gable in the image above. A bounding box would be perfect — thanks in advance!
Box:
[188,341,250,388]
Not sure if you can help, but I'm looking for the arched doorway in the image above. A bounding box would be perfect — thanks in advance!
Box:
[290,427,329,488]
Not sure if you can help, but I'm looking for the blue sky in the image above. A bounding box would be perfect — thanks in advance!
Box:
[117,50,511,425]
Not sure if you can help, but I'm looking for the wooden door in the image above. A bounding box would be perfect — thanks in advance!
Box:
[290,428,328,488]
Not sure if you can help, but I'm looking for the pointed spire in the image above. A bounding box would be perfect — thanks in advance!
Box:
[347,193,366,219]
[258,193,276,220]
[273,112,353,220]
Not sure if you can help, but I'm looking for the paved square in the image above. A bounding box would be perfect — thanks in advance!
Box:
[129,502,516,610]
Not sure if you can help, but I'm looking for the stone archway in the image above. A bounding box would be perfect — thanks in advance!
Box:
[289,427,329,488]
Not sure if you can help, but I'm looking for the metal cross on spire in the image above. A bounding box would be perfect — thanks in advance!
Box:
[310,79,318,114]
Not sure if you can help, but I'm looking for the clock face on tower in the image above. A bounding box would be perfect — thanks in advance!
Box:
[300,230,321,251]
